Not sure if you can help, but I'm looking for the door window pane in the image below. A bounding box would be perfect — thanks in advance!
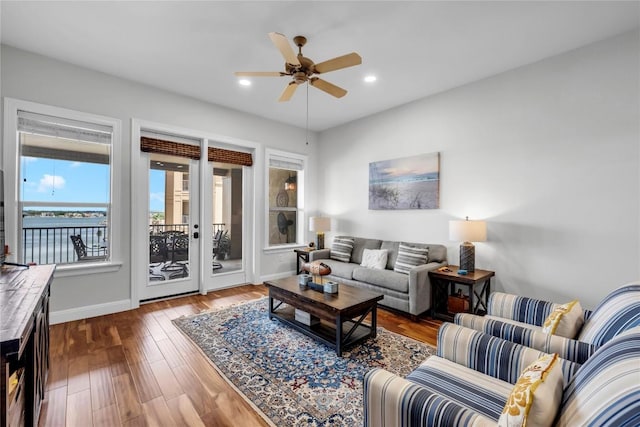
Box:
[148,154,190,281]
[212,163,243,274]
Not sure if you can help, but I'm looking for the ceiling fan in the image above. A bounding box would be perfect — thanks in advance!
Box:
[235,32,362,102]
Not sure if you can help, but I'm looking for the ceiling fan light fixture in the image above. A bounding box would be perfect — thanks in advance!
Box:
[364,75,377,83]
[238,79,252,86]
[234,32,362,102]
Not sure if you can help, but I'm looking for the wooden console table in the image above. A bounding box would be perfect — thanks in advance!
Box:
[1,265,54,427]
[429,266,494,322]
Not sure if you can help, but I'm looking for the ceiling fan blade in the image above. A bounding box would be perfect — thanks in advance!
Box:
[234,71,285,77]
[314,52,362,74]
[269,32,300,66]
[278,82,299,102]
[309,78,347,98]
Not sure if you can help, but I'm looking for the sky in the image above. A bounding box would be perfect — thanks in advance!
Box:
[21,156,166,212]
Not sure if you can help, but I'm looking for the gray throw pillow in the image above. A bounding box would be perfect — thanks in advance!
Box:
[394,243,429,274]
[330,237,355,263]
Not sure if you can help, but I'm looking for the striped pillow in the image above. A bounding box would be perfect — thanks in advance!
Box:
[394,243,428,275]
[330,237,354,263]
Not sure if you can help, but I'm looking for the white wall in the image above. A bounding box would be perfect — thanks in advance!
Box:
[1,45,318,318]
[317,31,640,309]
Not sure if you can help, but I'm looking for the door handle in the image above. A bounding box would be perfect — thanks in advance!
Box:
[193,232,199,239]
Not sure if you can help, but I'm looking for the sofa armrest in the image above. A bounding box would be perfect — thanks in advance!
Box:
[436,323,579,385]
[308,249,331,261]
[454,313,597,364]
[407,261,446,316]
[363,368,496,427]
[487,292,558,327]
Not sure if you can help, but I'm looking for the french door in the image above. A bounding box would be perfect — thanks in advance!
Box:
[139,152,200,301]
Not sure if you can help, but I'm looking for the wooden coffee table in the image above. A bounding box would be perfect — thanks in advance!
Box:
[264,276,384,356]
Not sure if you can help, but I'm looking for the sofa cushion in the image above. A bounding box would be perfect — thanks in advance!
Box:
[426,244,447,263]
[350,237,382,265]
[542,300,584,338]
[360,248,388,270]
[394,243,428,275]
[320,259,359,280]
[352,267,409,293]
[498,353,563,427]
[330,236,354,263]
[407,356,512,421]
[380,241,399,270]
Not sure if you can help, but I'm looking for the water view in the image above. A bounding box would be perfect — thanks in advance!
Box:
[22,215,108,264]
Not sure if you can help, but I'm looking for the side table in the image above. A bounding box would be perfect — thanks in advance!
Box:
[429,266,495,322]
[294,248,314,274]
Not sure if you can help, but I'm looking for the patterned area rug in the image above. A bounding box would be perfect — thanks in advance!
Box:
[172,297,435,426]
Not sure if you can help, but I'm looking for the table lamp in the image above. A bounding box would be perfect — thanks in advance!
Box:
[309,217,331,250]
[449,216,487,272]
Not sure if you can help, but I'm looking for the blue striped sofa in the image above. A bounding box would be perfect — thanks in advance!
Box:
[363,323,640,427]
[454,282,640,364]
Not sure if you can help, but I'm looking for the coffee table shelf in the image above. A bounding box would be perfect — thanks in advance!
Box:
[269,305,373,352]
[265,276,384,356]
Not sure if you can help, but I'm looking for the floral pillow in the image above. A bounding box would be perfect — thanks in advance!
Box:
[542,300,584,338]
[498,353,563,427]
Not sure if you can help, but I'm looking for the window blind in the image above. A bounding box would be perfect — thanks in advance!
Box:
[269,155,304,171]
[208,147,253,167]
[140,136,201,160]
[18,110,112,144]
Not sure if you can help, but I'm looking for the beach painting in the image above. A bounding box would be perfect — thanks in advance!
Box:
[369,152,440,210]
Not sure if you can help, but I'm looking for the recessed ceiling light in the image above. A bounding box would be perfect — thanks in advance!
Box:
[239,79,251,86]
[364,75,377,83]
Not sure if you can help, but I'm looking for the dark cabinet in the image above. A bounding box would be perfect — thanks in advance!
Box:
[1,265,54,427]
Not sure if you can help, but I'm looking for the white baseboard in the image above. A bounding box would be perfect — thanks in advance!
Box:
[259,271,296,283]
[50,299,132,325]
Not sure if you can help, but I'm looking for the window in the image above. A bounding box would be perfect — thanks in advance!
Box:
[267,151,306,247]
[17,110,114,265]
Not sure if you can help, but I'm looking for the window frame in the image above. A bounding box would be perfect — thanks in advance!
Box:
[3,98,122,276]
[264,149,307,251]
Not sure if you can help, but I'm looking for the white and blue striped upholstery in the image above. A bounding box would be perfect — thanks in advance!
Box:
[406,357,512,420]
[455,282,639,364]
[486,292,559,326]
[436,323,579,385]
[455,313,597,364]
[363,325,640,427]
[363,368,496,427]
[556,326,640,426]
[577,282,640,346]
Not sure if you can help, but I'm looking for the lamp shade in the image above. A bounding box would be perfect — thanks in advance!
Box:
[309,216,331,232]
[449,219,487,242]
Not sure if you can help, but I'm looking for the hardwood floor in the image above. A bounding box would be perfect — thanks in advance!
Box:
[39,284,442,427]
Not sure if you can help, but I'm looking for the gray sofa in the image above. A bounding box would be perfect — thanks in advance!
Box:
[308,236,447,317]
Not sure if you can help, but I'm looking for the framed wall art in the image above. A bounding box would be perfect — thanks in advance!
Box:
[369,152,440,210]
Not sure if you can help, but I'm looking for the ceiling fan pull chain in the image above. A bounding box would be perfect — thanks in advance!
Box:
[306,83,309,145]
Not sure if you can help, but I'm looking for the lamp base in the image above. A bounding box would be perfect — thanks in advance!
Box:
[316,232,325,250]
[459,242,475,272]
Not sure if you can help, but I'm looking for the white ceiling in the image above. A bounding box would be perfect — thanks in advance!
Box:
[1,1,638,131]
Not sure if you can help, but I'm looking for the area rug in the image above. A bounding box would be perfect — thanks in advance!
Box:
[172,297,435,426]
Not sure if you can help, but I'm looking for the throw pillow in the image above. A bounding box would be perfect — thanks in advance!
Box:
[542,300,584,338]
[330,237,355,263]
[360,249,388,270]
[498,353,563,427]
[394,243,428,275]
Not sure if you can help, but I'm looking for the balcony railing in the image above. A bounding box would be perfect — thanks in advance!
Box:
[22,223,227,265]
[22,225,108,265]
